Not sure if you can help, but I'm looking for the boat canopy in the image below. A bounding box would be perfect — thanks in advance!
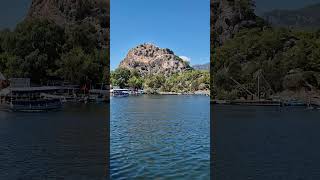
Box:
[9,86,62,92]
[112,89,129,91]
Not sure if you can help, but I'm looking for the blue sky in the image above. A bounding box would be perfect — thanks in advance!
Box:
[110,0,210,70]
[0,0,31,29]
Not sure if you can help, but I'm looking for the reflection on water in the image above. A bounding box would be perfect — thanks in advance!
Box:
[0,103,108,179]
[111,95,210,179]
[213,105,320,180]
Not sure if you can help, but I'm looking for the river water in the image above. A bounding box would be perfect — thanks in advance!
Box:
[111,95,210,179]
[0,103,109,179]
[213,105,320,180]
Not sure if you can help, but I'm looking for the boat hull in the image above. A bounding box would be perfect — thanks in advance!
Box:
[7,99,62,112]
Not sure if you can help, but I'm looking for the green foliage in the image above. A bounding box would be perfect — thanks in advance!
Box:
[163,70,209,93]
[0,18,107,86]
[144,74,166,91]
[110,68,131,88]
[211,27,320,99]
[56,47,101,85]
[64,23,97,53]
[128,76,143,89]
[110,67,210,94]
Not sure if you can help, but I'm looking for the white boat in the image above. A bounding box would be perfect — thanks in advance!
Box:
[111,89,129,97]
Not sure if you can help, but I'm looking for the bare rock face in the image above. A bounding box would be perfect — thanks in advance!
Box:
[119,43,191,76]
[212,0,259,47]
[28,0,109,48]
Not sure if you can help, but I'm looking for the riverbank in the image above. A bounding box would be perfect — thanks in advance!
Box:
[150,90,210,96]
[211,89,320,108]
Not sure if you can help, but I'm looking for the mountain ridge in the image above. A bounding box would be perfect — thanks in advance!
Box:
[262,3,320,29]
[192,63,210,71]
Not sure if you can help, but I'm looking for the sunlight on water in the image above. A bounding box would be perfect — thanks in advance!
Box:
[111,95,210,179]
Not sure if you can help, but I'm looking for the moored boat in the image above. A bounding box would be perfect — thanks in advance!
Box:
[111,89,129,97]
[0,86,63,112]
[9,99,62,112]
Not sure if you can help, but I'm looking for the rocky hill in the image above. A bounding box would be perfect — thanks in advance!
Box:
[27,0,109,48]
[211,0,264,47]
[119,43,191,76]
[262,3,320,29]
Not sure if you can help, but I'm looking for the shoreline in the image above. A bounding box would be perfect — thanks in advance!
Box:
[158,91,209,96]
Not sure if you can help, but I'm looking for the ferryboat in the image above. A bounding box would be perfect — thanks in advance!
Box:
[0,86,63,112]
[111,89,129,97]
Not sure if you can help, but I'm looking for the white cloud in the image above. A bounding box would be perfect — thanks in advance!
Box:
[179,56,191,62]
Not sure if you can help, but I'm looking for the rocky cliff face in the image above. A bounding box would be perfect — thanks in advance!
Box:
[27,0,109,48]
[119,43,191,76]
[212,0,261,47]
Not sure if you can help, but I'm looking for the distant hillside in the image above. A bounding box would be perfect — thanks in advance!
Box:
[193,63,210,71]
[262,3,320,29]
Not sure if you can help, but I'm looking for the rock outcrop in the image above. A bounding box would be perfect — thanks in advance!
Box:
[119,43,191,76]
[27,0,109,48]
[211,0,262,47]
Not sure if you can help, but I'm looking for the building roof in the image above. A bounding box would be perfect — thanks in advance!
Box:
[2,86,58,96]
[0,86,80,96]
[9,86,63,92]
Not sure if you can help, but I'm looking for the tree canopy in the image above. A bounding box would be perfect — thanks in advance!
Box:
[0,18,108,86]
[211,27,320,99]
[111,68,210,94]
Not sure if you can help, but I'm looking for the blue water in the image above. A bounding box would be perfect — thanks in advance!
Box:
[0,103,108,179]
[111,95,210,179]
[213,105,320,180]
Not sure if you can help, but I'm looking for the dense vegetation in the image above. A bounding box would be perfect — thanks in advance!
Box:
[0,18,108,86]
[111,68,210,94]
[211,0,320,100]
[211,27,320,100]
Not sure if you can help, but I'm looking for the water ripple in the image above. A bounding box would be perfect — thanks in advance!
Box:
[111,95,210,179]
